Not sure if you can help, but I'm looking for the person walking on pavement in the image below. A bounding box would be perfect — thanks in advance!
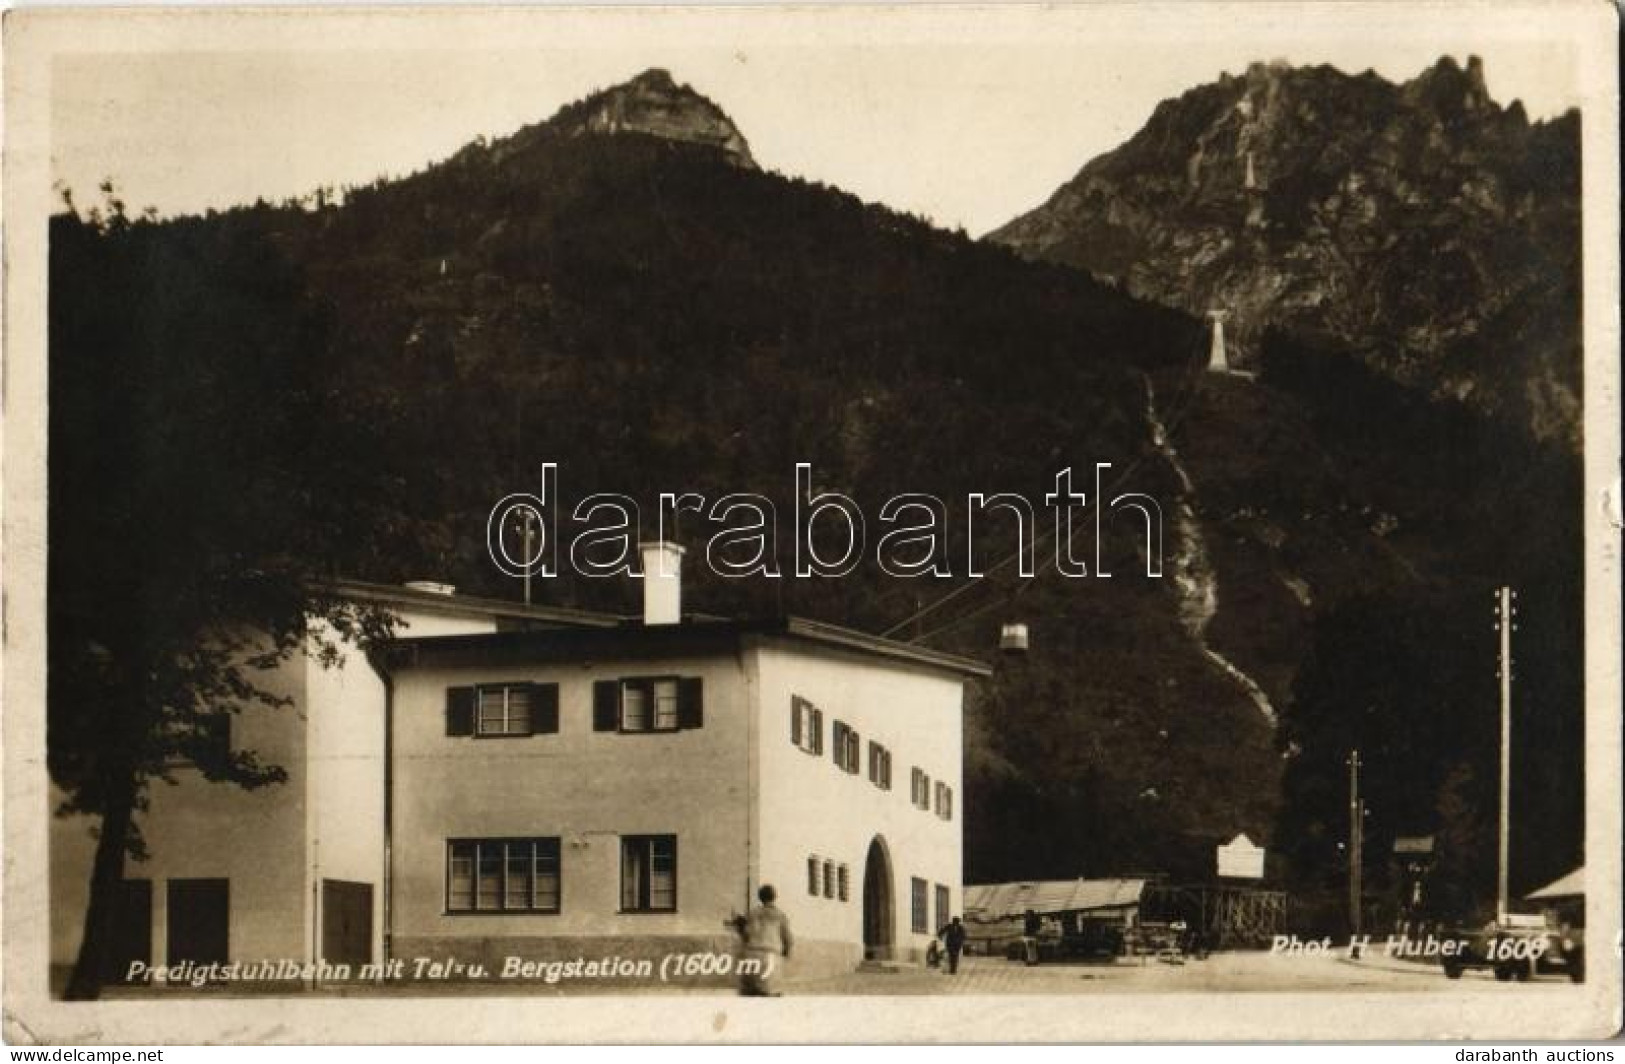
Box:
[1022,908,1042,966]
[939,916,968,974]
[734,884,794,996]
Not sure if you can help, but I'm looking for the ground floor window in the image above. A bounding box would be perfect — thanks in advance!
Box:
[622,834,677,912]
[911,876,929,934]
[935,883,950,931]
[446,838,560,913]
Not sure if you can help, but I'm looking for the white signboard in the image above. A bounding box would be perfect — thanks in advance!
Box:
[1217,833,1266,879]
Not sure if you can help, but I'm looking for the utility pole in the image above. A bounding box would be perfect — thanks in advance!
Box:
[512,505,539,606]
[1495,585,1516,923]
[1348,748,1363,936]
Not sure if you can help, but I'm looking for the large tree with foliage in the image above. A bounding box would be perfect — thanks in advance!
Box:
[48,192,440,999]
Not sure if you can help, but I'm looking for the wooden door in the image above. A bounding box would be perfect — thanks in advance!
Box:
[166,878,229,967]
[321,879,373,971]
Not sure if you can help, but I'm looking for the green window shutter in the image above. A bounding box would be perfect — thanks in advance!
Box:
[593,680,619,731]
[678,677,704,729]
[532,683,560,734]
[446,686,475,736]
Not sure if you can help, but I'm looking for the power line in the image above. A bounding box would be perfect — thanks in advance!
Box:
[900,345,1210,646]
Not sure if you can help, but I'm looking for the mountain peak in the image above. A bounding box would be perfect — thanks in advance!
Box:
[1404,53,1491,114]
[628,67,679,89]
[557,68,756,168]
[987,54,1580,448]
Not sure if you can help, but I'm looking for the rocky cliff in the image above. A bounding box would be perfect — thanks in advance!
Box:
[547,68,755,168]
[988,57,1581,449]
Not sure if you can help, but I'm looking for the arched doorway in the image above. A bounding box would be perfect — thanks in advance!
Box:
[862,836,894,960]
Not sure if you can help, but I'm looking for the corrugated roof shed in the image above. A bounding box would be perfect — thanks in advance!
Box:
[963,879,1148,921]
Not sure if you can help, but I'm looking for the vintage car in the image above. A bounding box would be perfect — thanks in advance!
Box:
[1001,916,1126,963]
[1441,915,1583,982]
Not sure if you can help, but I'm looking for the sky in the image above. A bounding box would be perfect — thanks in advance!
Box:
[49,4,1588,235]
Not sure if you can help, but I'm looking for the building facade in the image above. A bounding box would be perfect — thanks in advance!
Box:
[384,613,981,978]
[48,582,612,987]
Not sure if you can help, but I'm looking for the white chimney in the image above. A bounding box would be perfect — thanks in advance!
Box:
[639,541,685,625]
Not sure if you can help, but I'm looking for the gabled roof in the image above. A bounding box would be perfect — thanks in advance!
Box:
[963,879,1149,920]
[331,578,618,629]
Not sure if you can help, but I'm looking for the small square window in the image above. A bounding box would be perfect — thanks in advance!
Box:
[912,768,933,810]
[868,742,892,790]
[832,721,861,773]
[791,697,823,755]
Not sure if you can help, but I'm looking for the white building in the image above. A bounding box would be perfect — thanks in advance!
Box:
[48,580,615,988]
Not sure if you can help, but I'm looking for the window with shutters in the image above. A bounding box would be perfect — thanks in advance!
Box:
[867,742,892,790]
[822,859,836,899]
[935,883,950,931]
[446,838,560,913]
[807,856,822,896]
[594,677,703,733]
[790,696,823,755]
[621,835,677,912]
[831,721,861,774]
[478,685,531,736]
[838,864,850,902]
[936,784,954,821]
[446,684,559,738]
[911,877,929,934]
